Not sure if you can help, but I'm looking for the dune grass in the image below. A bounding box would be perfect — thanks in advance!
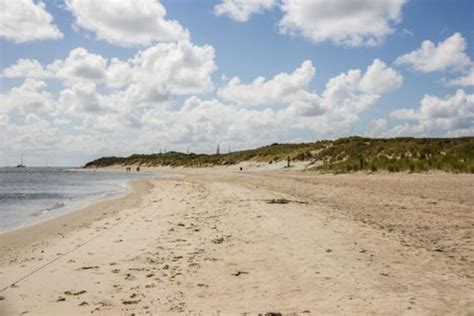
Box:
[84,136,474,173]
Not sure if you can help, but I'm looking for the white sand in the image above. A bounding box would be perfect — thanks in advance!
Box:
[1,169,473,315]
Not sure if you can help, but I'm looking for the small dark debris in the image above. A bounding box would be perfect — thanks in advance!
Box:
[79,301,89,306]
[265,198,308,205]
[212,237,224,244]
[79,266,99,270]
[232,271,249,276]
[56,297,65,302]
[122,300,141,305]
[65,290,86,296]
[326,249,333,253]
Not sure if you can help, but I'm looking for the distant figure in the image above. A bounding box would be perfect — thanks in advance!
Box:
[287,155,291,168]
[240,167,243,171]
[136,166,140,172]
[126,166,131,172]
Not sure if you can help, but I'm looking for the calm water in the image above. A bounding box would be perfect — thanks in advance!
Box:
[0,167,163,232]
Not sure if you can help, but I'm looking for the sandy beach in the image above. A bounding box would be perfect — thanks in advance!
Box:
[0,168,473,315]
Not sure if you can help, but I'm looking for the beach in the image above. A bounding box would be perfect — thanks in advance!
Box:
[0,168,473,315]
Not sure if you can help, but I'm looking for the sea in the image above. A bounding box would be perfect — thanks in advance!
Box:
[0,167,163,232]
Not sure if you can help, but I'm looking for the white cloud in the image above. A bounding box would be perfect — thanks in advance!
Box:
[447,68,474,87]
[2,59,51,78]
[66,0,189,47]
[58,82,108,114]
[106,58,133,88]
[0,114,9,126]
[0,0,63,43]
[364,119,388,137]
[278,0,406,47]
[390,90,474,136]
[214,0,276,22]
[49,48,109,85]
[218,60,320,110]
[218,58,402,120]
[0,79,55,114]
[126,41,217,102]
[321,69,378,118]
[359,59,403,94]
[395,33,472,73]
[142,96,282,147]
[2,40,216,97]
[322,59,402,113]
[1,49,130,88]
[0,56,404,163]
[1,114,60,153]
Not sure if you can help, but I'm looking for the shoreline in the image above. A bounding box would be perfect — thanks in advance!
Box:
[0,179,153,254]
[0,166,170,236]
[0,179,131,235]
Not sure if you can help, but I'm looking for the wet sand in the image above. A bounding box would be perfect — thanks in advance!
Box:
[0,169,473,315]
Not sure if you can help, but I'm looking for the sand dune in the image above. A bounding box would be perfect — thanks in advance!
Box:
[0,170,473,315]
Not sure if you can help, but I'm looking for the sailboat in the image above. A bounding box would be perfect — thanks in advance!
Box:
[16,154,25,168]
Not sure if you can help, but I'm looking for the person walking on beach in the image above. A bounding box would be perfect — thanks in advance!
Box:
[136,166,140,172]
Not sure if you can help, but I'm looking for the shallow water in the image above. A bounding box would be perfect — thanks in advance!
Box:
[0,167,162,232]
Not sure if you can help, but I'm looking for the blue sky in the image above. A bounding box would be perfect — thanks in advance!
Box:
[0,0,473,166]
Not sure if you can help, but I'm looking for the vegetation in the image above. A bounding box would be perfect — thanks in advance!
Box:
[84,136,474,173]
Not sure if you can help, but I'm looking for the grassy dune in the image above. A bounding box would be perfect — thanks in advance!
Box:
[84,136,474,173]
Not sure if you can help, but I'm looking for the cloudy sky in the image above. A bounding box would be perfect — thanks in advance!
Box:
[0,0,473,166]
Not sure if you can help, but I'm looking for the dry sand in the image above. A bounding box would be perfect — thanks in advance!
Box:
[0,168,473,315]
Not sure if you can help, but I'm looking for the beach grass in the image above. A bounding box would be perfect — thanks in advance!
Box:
[84,136,474,173]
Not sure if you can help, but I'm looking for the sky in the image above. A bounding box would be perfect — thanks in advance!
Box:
[0,0,473,166]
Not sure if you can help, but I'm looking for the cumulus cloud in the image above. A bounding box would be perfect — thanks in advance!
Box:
[278,0,407,47]
[142,96,282,148]
[49,48,109,85]
[390,89,474,136]
[127,41,216,101]
[214,0,276,22]
[358,59,403,94]
[0,56,404,162]
[215,58,402,140]
[217,60,321,111]
[395,33,472,73]
[0,79,55,114]
[0,0,63,43]
[447,68,474,87]
[1,114,60,153]
[308,58,400,129]
[66,0,189,47]
[2,40,216,96]
[2,59,52,78]
[58,82,108,114]
[0,114,9,126]
[218,58,401,120]
[364,119,388,137]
